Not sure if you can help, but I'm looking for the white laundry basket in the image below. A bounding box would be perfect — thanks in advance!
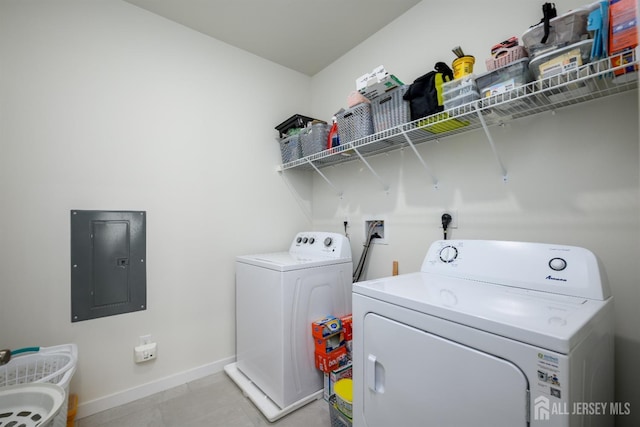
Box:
[0,344,77,427]
[0,383,66,427]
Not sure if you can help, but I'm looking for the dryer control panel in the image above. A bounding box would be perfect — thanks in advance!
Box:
[421,240,610,300]
[290,232,351,259]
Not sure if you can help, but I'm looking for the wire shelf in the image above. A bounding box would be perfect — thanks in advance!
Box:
[279,52,637,172]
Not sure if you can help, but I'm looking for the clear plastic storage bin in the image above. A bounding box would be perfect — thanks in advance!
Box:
[371,86,409,133]
[444,92,480,110]
[336,103,374,143]
[522,2,599,58]
[476,58,532,98]
[529,39,594,80]
[530,39,596,102]
[442,75,480,109]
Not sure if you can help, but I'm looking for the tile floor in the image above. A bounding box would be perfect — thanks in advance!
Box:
[76,372,332,427]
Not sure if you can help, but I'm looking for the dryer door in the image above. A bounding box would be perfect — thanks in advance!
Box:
[362,313,529,427]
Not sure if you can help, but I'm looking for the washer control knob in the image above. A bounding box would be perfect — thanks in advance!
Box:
[549,257,567,271]
[309,237,315,244]
[302,237,308,244]
[296,237,302,244]
[439,246,458,263]
[324,237,333,247]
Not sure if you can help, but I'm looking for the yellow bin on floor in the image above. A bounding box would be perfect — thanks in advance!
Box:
[452,56,475,79]
[334,378,353,419]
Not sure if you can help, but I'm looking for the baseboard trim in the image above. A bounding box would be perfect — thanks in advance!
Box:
[76,355,236,420]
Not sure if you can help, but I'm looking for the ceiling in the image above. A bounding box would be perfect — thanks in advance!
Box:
[123,0,421,76]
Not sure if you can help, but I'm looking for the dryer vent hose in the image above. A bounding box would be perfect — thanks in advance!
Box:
[353,221,381,282]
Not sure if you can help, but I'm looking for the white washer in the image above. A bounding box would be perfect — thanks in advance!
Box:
[353,240,614,427]
[225,231,352,422]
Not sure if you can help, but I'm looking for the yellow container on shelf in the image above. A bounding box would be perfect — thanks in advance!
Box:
[452,56,475,79]
[334,378,353,419]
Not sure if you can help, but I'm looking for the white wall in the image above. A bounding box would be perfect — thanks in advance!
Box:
[1,0,638,424]
[310,1,640,426]
[0,0,312,415]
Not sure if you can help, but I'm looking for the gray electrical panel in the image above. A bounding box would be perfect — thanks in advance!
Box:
[71,210,146,322]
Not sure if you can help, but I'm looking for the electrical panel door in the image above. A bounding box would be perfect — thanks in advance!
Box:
[71,210,146,322]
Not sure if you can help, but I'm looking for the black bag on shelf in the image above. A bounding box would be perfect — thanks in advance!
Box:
[403,62,454,121]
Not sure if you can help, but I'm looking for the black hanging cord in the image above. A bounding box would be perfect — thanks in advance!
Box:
[539,3,557,44]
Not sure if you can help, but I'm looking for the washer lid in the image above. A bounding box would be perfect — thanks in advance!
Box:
[236,252,351,271]
[353,272,611,354]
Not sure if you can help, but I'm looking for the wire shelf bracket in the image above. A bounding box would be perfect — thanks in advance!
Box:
[306,159,343,198]
[476,109,508,182]
[400,128,439,189]
[352,147,390,194]
[277,167,314,221]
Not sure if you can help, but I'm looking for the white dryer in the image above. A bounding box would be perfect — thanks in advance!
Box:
[225,231,352,422]
[352,240,614,427]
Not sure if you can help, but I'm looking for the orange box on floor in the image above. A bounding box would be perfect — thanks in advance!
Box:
[311,315,342,339]
[315,346,349,373]
[340,314,353,341]
[314,332,345,354]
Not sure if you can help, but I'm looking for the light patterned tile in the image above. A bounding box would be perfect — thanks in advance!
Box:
[78,405,164,427]
[78,373,334,427]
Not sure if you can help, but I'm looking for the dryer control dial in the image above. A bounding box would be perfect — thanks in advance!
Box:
[439,245,458,263]
[324,237,333,247]
[549,257,567,271]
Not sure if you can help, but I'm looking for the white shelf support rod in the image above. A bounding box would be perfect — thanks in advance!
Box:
[277,168,313,221]
[306,159,343,198]
[352,147,390,194]
[400,129,438,189]
[476,110,508,182]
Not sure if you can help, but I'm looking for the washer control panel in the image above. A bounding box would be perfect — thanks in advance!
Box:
[290,232,351,258]
[420,240,609,300]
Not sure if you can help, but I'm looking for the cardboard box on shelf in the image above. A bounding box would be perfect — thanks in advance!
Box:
[359,74,404,100]
[609,0,638,76]
[356,65,387,90]
[609,0,638,54]
[610,50,637,76]
[356,65,403,100]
